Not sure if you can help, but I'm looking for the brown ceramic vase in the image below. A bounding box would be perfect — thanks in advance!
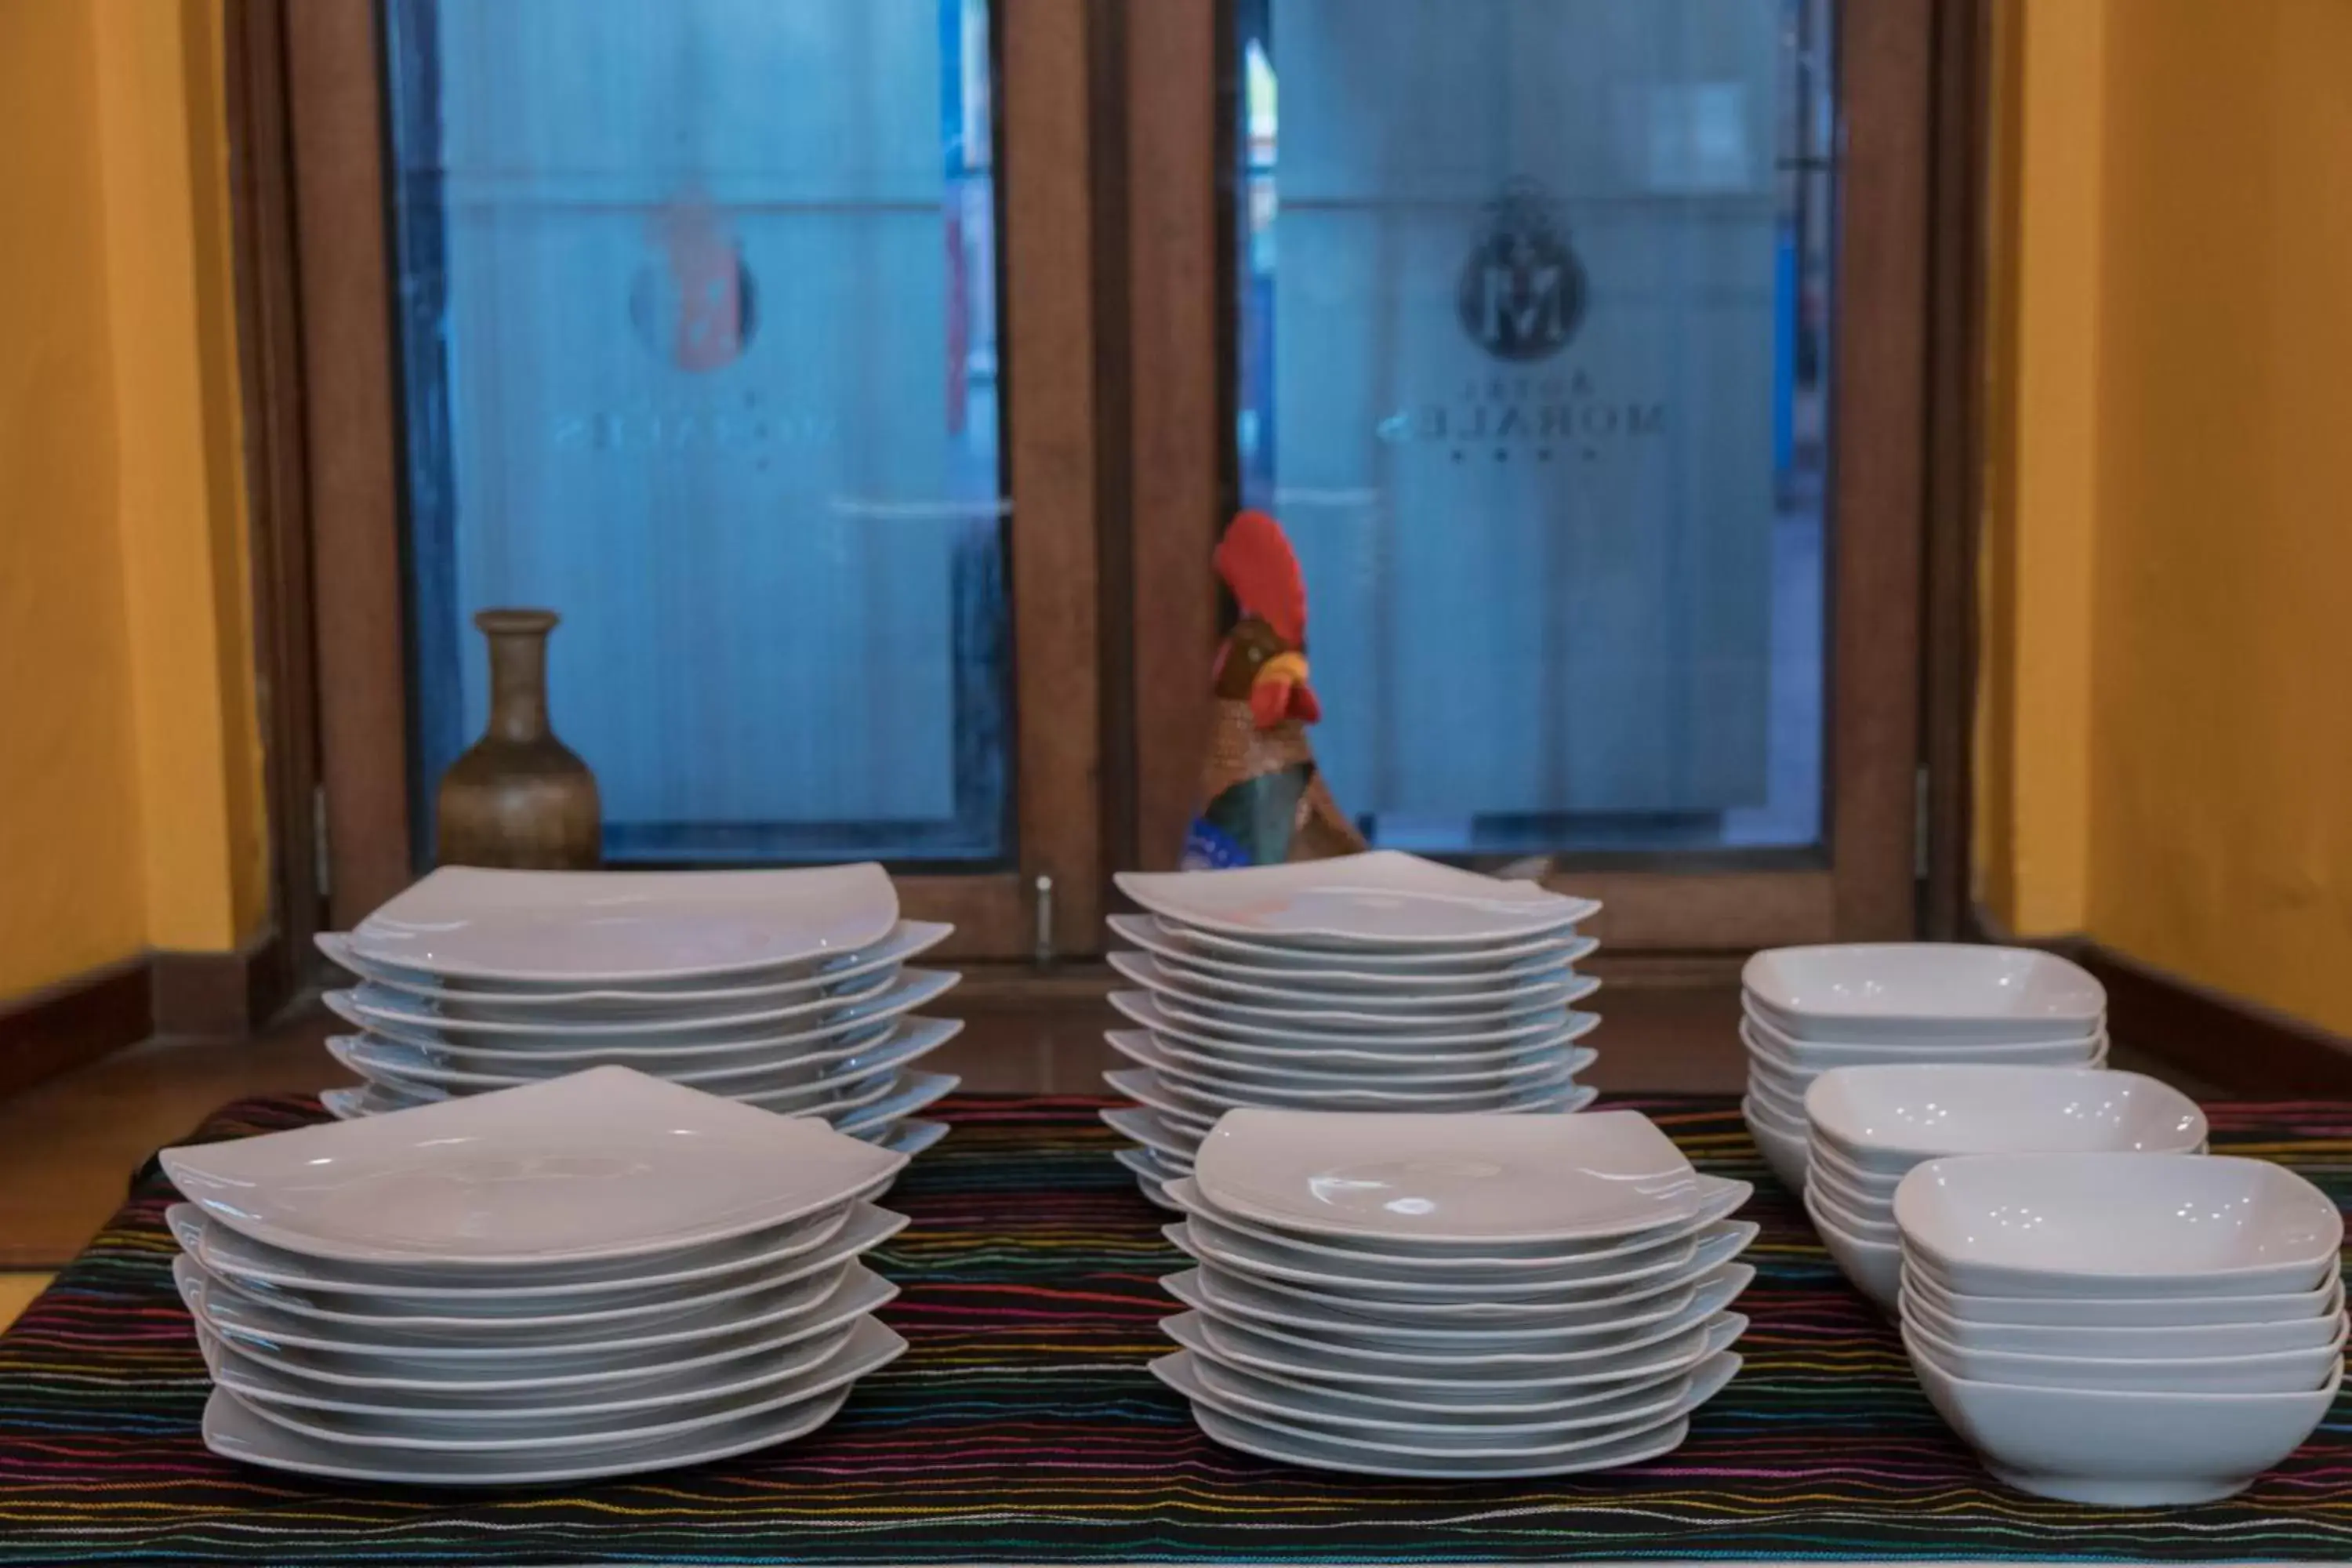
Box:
[434,608,601,869]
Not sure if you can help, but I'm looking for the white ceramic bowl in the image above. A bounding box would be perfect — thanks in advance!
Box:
[1741,1099,1809,1192]
[1808,1179,1897,1243]
[1896,1154,2345,1298]
[1805,1138,1904,1201]
[1908,1342,2341,1504]
[1806,1187,1900,1310]
[1805,1156,1896,1227]
[1744,1069,1811,1126]
[1740,1007,2104,1065]
[1902,1262,2345,1329]
[1806,1065,2204,1176]
[1743,944,2106,1044]
[1904,1308,2346,1393]
[1904,1277,2348,1358]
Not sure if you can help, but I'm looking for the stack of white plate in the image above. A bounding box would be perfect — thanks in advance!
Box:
[162,1069,913,1486]
[1896,1152,2346,1504]
[1800,1063,2208,1309]
[1149,1109,1756,1478]
[1098,851,1601,1206]
[316,863,961,1155]
[1739,944,2108,1192]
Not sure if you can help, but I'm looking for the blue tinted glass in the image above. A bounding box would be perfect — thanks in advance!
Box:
[1234,0,1834,857]
[383,0,1008,866]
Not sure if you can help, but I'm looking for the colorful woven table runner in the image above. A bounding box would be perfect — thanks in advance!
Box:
[1,1094,2347,1565]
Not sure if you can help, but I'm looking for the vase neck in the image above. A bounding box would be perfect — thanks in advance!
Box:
[480,615,554,743]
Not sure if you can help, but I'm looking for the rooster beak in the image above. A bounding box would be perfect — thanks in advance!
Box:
[1253,651,1310,693]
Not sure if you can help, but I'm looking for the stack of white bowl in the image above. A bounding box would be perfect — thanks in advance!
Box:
[1798,1062,2208,1310]
[1740,944,2109,1192]
[1098,851,1601,1207]
[1896,1152,2346,1505]
[316,863,960,1155]
[1149,1109,1756,1478]
[163,1069,913,1485]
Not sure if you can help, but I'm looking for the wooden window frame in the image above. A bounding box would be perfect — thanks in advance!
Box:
[272,0,1104,962]
[1123,0,1951,951]
[234,0,1982,971]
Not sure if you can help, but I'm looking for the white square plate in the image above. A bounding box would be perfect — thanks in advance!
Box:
[1109,915,1594,996]
[1194,1109,1701,1244]
[1742,944,2105,1042]
[317,920,951,1014]
[345,865,899,983]
[328,1015,960,1092]
[1115,852,1596,949]
[164,1067,903,1266]
[1112,914,1592,977]
[226,1315,906,1455]
[1893,1153,2344,1297]
[328,967,959,1049]
[1112,989,1584,1054]
[198,1266,895,1418]
[1109,949,1595,1026]
[198,1316,902,1484]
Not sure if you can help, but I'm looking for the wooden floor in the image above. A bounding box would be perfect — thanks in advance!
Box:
[0,972,2204,1284]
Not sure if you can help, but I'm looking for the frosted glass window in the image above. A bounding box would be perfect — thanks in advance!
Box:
[384,0,1007,866]
[1232,0,1835,855]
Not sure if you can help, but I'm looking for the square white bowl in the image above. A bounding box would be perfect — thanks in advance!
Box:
[1807,1178,1897,1243]
[1743,944,2105,1043]
[346,865,900,984]
[1115,851,1595,949]
[1908,1343,2342,1504]
[1806,1065,2205,1175]
[1902,1261,2345,1328]
[1806,1187,1900,1310]
[1744,1068,1811,1126]
[1805,1138,1904,1200]
[1904,1307,2346,1393]
[1895,1153,2345,1298]
[163,1067,905,1266]
[1805,1157,1896,1229]
[1192,1109,1700,1246]
[1740,1098,1809,1193]
[1742,1008,2106,1066]
[1904,1276,2347,1358]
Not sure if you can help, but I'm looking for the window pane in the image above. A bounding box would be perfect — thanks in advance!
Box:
[384,0,1008,866]
[1233,0,1834,857]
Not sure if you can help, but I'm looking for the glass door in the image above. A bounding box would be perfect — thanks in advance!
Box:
[1128,0,1932,949]
[292,0,1104,957]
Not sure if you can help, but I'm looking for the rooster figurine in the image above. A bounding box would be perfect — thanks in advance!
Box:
[1181,510,1368,869]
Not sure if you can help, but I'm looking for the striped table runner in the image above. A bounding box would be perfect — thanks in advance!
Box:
[0,1094,2347,1564]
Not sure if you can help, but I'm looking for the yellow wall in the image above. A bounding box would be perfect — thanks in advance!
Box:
[1980,0,2352,1036]
[0,2,148,997]
[0,0,266,1001]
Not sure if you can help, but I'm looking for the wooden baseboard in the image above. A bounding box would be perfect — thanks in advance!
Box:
[1970,909,2352,1096]
[153,931,299,1041]
[0,958,153,1102]
[2071,944,2352,1097]
[0,930,300,1102]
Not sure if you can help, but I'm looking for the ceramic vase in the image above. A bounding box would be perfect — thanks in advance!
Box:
[435,608,601,869]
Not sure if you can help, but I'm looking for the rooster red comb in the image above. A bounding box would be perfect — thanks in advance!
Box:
[1214,510,1307,646]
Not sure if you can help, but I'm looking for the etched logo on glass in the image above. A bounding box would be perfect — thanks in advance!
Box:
[630,196,759,372]
[1456,180,1586,364]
